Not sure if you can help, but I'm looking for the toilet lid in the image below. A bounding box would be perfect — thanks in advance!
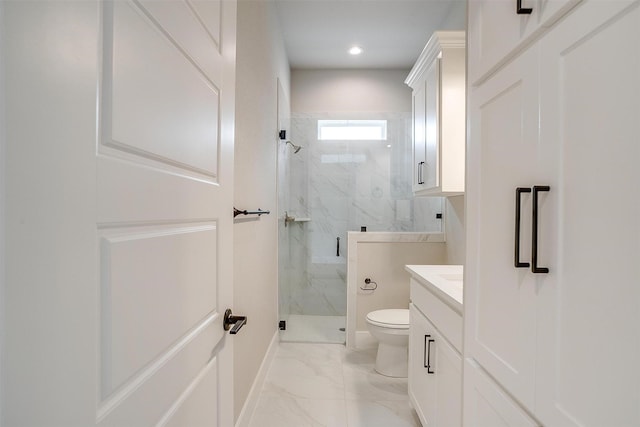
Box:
[366,309,409,329]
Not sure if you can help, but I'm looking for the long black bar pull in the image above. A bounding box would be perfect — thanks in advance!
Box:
[424,335,435,374]
[516,0,533,14]
[515,187,531,268]
[336,237,340,257]
[532,185,550,273]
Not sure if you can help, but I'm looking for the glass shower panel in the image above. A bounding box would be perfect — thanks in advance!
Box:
[278,112,443,343]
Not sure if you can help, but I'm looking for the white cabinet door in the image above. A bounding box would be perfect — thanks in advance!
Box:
[535,1,640,425]
[409,304,462,426]
[409,304,437,425]
[468,0,581,84]
[467,1,640,425]
[464,360,539,427]
[407,31,465,197]
[465,46,541,412]
[3,1,236,425]
[413,81,427,192]
[424,58,440,191]
[432,327,462,426]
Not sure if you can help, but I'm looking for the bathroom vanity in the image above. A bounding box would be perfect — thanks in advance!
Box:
[406,265,463,427]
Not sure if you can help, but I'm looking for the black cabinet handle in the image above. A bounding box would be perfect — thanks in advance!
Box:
[532,185,550,273]
[423,334,429,368]
[424,335,435,374]
[418,161,425,185]
[516,0,533,14]
[515,187,531,268]
[224,309,247,334]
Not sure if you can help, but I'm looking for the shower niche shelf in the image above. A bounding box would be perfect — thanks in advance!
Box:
[283,212,311,227]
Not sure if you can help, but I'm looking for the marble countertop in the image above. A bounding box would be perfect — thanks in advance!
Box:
[405,265,463,312]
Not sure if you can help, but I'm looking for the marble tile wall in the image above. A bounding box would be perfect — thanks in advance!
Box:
[279,113,443,317]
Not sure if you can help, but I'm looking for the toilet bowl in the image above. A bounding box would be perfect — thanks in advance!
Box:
[365,309,410,378]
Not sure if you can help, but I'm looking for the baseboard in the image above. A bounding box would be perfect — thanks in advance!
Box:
[354,330,377,349]
[235,330,279,427]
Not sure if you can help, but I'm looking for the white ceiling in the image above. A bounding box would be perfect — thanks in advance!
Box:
[274,0,466,70]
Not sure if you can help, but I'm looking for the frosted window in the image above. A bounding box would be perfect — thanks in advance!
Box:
[317,120,387,141]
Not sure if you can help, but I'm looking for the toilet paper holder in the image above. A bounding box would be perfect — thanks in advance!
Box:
[361,278,378,291]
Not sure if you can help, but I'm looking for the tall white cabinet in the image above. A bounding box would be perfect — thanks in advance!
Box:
[405,31,466,196]
[465,0,640,426]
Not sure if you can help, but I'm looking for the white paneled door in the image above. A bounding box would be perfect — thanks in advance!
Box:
[3,0,236,425]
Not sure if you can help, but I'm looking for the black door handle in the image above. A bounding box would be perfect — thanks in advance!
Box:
[532,185,550,273]
[224,309,247,334]
[515,187,531,268]
[516,0,533,14]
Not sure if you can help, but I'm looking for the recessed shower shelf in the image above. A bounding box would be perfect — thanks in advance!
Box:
[283,212,311,227]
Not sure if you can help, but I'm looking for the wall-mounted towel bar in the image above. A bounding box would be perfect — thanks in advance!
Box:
[233,207,270,218]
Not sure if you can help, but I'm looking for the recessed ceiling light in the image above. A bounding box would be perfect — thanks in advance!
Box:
[349,46,363,55]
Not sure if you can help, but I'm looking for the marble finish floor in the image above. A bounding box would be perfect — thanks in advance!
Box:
[248,343,421,427]
[279,315,346,344]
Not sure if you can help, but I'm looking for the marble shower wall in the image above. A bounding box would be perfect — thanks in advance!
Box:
[279,112,443,317]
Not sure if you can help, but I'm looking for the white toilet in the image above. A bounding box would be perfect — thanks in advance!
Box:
[365,308,410,378]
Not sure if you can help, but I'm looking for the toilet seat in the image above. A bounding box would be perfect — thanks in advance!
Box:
[366,309,409,329]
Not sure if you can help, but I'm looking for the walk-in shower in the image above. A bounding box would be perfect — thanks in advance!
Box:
[277,110,443,344]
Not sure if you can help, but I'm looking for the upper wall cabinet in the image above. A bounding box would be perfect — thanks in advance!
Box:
[467,0,582,85]
[405,31,465,197]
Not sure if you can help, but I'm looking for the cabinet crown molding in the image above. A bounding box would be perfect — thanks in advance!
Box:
[405,31,465,88]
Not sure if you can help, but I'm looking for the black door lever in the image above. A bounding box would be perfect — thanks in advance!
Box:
[224,309,247,334]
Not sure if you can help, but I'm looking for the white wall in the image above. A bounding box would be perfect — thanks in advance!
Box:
[439,0,466,31]
[445,195,465,265]
[234,0,290,422]
[355,241,447,331]
[440,1,467,266]
[291,69,411,113]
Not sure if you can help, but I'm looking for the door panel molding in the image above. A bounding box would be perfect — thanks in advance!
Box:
[101,0,221,180]
[99,223,218,396]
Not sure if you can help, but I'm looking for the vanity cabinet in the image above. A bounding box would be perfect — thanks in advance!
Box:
[405,32,465,197]
[407,267,463,427]
[464,1,640,426]
[409,304,462,427]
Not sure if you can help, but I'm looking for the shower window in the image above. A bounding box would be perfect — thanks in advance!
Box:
[317,119,387,141]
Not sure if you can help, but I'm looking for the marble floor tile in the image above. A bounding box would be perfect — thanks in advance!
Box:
[341,347,376,372]
[262,356,345,400]
[249,396,348,427]
[342,362,409,401]
[345,400,421,427]
[277,342,346,366]
[248,342,419,427]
